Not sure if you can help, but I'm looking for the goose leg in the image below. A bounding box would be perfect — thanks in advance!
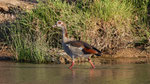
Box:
[69,60,75,69]
[69,56,75,69]
[88,58,95,68]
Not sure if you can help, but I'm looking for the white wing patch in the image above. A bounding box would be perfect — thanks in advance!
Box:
[78,47,83,50]
[66,44,83,50]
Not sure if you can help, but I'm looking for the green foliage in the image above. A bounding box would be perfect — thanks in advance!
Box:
[90,0,133,21]
[130,0,149,24]
[130,0,150,41]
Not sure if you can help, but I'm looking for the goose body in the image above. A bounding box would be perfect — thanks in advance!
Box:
[53,21,101,69]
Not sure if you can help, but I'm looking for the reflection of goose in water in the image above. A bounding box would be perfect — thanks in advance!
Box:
[53,21,101,69]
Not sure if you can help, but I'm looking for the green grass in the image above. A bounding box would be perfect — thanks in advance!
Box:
[1,0,149,63]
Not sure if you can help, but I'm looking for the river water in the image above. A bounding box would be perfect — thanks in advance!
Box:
[0,61,150,84]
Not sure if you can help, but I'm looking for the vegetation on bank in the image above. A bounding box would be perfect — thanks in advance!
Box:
[1,0,150,63]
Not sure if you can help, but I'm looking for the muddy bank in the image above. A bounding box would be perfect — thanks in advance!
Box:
[1,47,150,64]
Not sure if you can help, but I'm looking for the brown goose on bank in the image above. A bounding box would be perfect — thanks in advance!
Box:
[53,21,101,69]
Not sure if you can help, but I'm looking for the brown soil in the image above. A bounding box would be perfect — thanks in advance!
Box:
[0,42,14,61]
[0,0,150,64]
[0,0,35,22]
[94,48,150,64]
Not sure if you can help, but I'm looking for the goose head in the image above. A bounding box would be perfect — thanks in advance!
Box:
[53,21,66,28]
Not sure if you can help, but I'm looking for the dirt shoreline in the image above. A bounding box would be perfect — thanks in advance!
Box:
[0,47,150,64]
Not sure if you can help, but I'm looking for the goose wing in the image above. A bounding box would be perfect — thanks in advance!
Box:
[65,41,101,56]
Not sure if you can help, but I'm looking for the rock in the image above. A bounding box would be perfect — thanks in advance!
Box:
[0,2,9,12]
[58,56,65,64]
[0,0,35,22]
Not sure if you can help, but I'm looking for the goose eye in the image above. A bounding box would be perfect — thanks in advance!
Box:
[58,22,61,24]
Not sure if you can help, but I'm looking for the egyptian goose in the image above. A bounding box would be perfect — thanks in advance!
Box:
[53,21,101,69]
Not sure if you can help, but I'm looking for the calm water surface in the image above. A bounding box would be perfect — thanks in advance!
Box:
[0,61,150,84]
